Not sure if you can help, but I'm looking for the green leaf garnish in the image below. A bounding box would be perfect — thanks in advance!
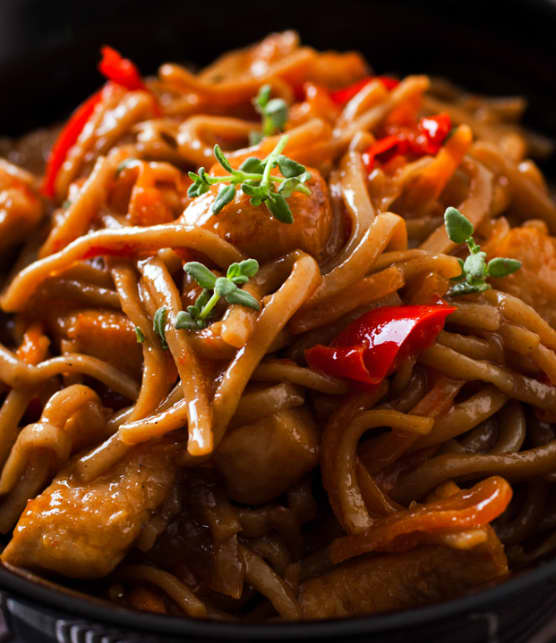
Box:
[187,135,311,223]
[445,207,521,296]
[252,84,288,140]
[175,258,260,331]
[135,327,145,343]
[153,306,168,349]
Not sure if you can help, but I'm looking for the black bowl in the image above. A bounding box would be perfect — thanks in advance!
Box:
[2,0,556,640]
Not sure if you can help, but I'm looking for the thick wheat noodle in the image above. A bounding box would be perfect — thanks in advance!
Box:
[330,150,376,270]
[300,212,406,310]
[211,253,320,448]
[159,47,314,105]
[448,302,501,332]
[335,410,434,534]
[110,261,172,421]
[0,389,38,469]
[118,565,207,618]
[252,360,348,394]
[0,385,104,495]
[1,224,242,312]
[337,80,389,127]
[35,278,121,309]
[484,289,556,351]
[289,265,405,334]
[41,155,119,257]
[420,159,493,253]
[321,386,389,532]
[412,386,508,450]
[140,258,213,456]
[239,545,301,620]
[397,254,461,282]
[393,440,556,503]
[421,343,556,413]
[0,347,138,399]
[472,141,556,231]
[0,454,50,533]
[176,116,255,167]
[498,323,540,356]
[437,330,499,361]
[360,377,464,474]
[491,401,526,454]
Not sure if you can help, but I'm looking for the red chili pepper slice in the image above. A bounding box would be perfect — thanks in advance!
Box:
[41,89,104,198]
[362,113,452,172]
[329,75,400,105]
[416,112,452,154]
[98,46,147,91]
[361,134,407,172]
[305,304,455,386]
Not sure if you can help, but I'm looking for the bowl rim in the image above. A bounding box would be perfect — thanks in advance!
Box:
[2,554,556,639]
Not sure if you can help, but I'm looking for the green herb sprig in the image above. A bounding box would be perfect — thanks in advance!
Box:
[153,307,169,349]
[249,84,288,145]
[175,259,260,331]
[445,207,521,296]
[187,135,311,224]
[135,326,145,344]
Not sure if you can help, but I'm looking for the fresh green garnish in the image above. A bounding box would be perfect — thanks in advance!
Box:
[187,135,311,224]
[153,306,168,349]
[175,259,260,331]
[445,207,521,296]
[249,84,288,145]
[135,326,145,344]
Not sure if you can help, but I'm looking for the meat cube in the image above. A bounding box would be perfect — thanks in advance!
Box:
[2,441,177,578]
[486,222,556,326]
[64,310,143,379]
[299,530,507,619]
[215,407,319,505]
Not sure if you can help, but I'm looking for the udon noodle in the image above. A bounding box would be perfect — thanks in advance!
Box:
[1,31,556,621]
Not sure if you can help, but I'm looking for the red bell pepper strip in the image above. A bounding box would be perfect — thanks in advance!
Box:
[305,304,455,386]
[329,75,400,105]
[98,46,147,91]
[41,89,104,198]
[41,47,159,198]
[362,113,452,172]
[416,112,452,154]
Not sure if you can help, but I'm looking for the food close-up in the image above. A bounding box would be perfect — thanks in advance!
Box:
[1,12,556,642]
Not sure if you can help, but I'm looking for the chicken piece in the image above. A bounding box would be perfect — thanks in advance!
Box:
[63,310,142,379]
[486,222,556,326]
[181,168,332,263]
[2,441,177,579]
[299,529,508,619]
[0,159,43,253]
[215,407,319,505]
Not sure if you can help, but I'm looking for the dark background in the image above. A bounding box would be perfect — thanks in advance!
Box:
[1,0,556,142]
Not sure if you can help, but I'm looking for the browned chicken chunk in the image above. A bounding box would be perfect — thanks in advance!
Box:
[299,530,508,619]
[2,441,177,578]
[0,160,43,253]
[56,309,143,379]
[181,168,332,263]
[486,222,556,326]
[215,407,319,505]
